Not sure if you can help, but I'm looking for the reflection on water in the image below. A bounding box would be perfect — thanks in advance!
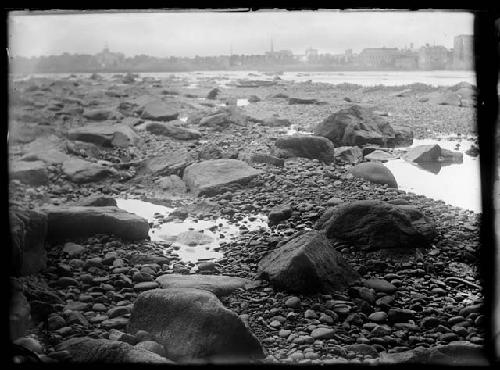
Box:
[115,198,269,263]
[287,124,313,136]
[385,137,481,212]
[237,98,249,106]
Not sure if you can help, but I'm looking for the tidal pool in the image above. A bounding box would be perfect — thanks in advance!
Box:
[384,137,481,212]
[115,198,269,264]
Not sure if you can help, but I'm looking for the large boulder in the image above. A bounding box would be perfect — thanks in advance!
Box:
[349,162,398,188]
[67,124,139,147]
[313,105,412,147]
[127,288,265,363]
[404,145,463,164]
[183,159,262,196]
[9,160,48,186]
[56,337,170,363]
[140,100,179,121]
[274,135,336,164]
[41,205,149,241]
[10,207,47,276]
[135,151,195,177]
[62,158,115,184]
[379,342,487,365]
[257,230,360,294]
[404,145,441,163]
[316,200,437,250]
[155,274,254,297]
[145,121,201,140]
[334,146,363,164]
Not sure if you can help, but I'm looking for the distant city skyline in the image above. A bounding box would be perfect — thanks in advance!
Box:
[8,10,474,58]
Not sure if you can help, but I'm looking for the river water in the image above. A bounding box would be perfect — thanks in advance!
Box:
[13,70,476,87]
[385,137,481,213]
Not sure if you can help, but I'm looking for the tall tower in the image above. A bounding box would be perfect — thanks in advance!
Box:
[270,37,274,53]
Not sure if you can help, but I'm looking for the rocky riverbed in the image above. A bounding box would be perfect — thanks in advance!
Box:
[8,72,488,364]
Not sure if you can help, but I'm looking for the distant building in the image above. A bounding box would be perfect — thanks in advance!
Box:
[95,46,125,69]
[359,48,400,68]
[418,45,449,70]
[305,47,318,62]
[394,54,418,69]
[453,35,473,70]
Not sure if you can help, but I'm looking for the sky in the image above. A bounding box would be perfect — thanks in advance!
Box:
[8,10,474,58]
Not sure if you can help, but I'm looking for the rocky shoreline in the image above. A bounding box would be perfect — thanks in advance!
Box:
[8,72,487,364]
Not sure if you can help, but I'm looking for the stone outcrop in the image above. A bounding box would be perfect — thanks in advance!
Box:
[10,160,49,186]
[145,121,201,140]
[349,162,398,188]
[10,207,48,276]
[140,100,179,121]
[67,124,139,147]
[183,159,262,196]
[257,230,360,294]
[313,105,413,147]
[127,288,265,362]
[334,146,363,164]
[155,274,254,297]
[62,158,115,184]
[135,151,195,177]
[57,337,170,363]
[41,205,149,241]
[379,342,487,365]
[404,145,463,164]
[316,200,437,250]
[274,135,336,164]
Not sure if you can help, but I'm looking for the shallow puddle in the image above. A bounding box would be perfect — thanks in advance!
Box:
[384,137,481,212]
[115,198,269,264]
[287,124,314,135]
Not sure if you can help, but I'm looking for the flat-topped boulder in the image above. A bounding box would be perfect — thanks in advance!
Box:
[62,158,116,184]
[145,121,202,140]
[10,160,49,186]
[67,123,139,147]
[274,135,336,164]
[313,105,413,147]
[183,159,262,196]
[316,200,437,250]
[349,162,398,188]
[135,151,195,177]
[258,230,360,294]
[155,274,255,297]
[41,205,149,241]
[364,149,395,162]
[140,100,179,121]
[128,288,264,363]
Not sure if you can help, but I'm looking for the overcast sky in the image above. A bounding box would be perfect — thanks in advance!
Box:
[8,10,474,58]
